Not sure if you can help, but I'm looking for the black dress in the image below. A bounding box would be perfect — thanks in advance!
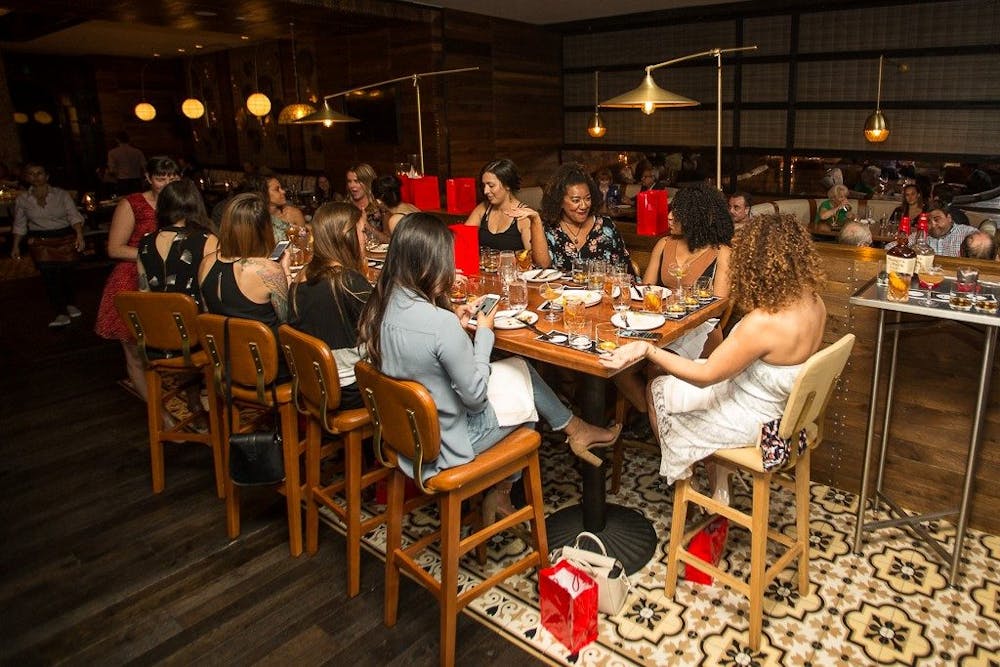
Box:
[477,205,524,251]
[138,226,211,308]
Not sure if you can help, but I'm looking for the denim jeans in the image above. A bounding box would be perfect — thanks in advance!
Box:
[467,362,573,455]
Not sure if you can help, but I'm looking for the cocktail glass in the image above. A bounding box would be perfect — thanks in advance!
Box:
[917,266,944,306]
[540,282,564,322]
[667,262,687,291]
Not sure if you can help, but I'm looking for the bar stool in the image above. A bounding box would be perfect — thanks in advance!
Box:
[355,361,549,667]
[197,314,306,557]
[664,334,855,651]
[277,325,389,597]
[114,291,224,498]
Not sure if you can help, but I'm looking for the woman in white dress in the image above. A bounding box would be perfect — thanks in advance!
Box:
[599,214,826,502]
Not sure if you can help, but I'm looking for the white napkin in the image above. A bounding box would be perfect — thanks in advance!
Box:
[487,357,539,427]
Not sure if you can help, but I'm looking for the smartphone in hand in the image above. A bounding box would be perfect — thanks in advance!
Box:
[469,293,501,325]
[268,240,291,261]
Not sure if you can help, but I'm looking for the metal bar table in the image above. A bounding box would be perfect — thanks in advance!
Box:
[850,278,997,582]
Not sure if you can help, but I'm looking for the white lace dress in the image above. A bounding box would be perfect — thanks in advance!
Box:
[649,357,804,484]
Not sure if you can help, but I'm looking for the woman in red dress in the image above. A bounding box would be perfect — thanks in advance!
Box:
[95,156,180,400]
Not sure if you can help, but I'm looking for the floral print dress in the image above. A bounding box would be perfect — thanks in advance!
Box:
[543,214,633,273]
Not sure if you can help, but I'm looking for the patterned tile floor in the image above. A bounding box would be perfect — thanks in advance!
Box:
[320,438,1000,666]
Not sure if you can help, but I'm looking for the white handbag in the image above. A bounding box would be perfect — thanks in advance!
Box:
[550,531,632,616]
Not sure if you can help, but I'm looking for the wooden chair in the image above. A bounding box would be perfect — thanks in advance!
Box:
[355,361,549,667]
[277,325,389,597]
[664,333,855,651]
[114,291,224,498]
[197,314,305,557]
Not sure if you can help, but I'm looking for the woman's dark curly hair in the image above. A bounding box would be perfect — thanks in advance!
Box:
[730,213,824,313]
[540,163,601,226]
[669,183,734,250]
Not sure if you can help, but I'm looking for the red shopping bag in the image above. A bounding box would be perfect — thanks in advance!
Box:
[539,560,599,653]
[397,174,413,203]
[408,175,441,210]
[636,189,669,236]
[446,177,477,214]
[684,515,729,585]
[449,224,480,276]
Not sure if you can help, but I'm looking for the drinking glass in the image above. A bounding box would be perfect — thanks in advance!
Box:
[595,323,619,352]
[642,285,664,313]
[917,265,944,306]
[956,266,980,293]
[586,260,606,293]
[612,277,630,318]
[949,288,974,311]
[507,278,528,313]
[563,297,587,336]
[480,248,500,274]
[449,277,468,304]
[572,258,587,284]
[515,249,532,272]
[667,262,687,290]
[539,282,564,322]
[694,276,713,301]
[499,251,517,300]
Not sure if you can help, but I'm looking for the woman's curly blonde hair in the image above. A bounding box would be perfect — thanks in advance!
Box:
[730,213,824,313]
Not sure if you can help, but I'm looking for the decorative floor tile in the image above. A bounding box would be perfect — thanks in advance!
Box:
[318,439,998,666]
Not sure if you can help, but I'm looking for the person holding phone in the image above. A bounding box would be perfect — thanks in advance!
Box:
[358,213,621,520]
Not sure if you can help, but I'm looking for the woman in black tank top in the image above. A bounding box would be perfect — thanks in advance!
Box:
[464,158,541,257]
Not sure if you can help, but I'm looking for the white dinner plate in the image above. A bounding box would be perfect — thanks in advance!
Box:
[611,312,666,330]
[630,285,672,301]
[494,310,539,329]
[558,290,603,307]
[520,268,564,282]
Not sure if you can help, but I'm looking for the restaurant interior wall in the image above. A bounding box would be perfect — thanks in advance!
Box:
[559,0,1000,197]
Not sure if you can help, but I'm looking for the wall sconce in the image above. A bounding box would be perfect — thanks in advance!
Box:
[134,64,156,121]
[587,70,607,138]
[864,55,889,143]
[277,22,316,124]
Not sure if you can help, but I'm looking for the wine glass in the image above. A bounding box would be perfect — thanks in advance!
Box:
[667,262,687,291]
[918,265,945,306]
[612,276,630,323]
[539,282,564,322]
[507,278,528,314]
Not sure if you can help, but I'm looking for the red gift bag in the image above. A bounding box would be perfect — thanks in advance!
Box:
[684,516,729,585]
[408,176,441,210]
[539,560,599,653]
[397,174,413,204]
[636,189,670,236]
[446,178,477,214]
[449,224,480,276]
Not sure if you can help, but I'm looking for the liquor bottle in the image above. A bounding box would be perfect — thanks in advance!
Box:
[885,216,916,302]
[913,214,935,276]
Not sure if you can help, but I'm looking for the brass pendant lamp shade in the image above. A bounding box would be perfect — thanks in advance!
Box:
[277,22,317,124]
[600,72,699,115]
[864,55,890,143]
[294,99,360,126]
[587,70,607,137]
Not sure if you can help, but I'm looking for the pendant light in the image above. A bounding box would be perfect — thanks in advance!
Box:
[864,55,889,143]
[246,49,271,118]
[134,64,156,121]
[181,59,205,120]
[587,70,607,138]
[277,22,317,124]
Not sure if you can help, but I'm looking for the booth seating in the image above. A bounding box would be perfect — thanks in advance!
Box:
[664,334,855,651]
[355,361,549,667]
[198,314,307,557]
[114,291,224,498]
[751,198,996,229]
[201,169,317,195]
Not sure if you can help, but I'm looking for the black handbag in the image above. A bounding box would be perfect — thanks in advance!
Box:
[224,318,285,486]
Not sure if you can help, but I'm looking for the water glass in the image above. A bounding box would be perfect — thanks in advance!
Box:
[694,276,713,301]
[587,260,606,293]
[956,266,980,293]
[563,297,587,334]
[572,258,587,284]
[612,278,630,316]
[507,278,528,313]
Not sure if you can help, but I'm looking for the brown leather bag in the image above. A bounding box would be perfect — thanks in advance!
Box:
[27,234,79,264]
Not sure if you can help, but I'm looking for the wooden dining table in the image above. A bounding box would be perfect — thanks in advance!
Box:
[490,278,729,574]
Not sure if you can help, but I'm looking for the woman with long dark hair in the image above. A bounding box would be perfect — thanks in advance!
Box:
[358,213,620,518]
[289,203,371,409]
[137,178,217,308]
[373,175,419,235]
[463,158,540,256]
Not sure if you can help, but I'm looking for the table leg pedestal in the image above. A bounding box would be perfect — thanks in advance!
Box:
[546,502,658,576]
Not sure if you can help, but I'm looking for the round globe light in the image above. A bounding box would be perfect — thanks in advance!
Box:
[182,98,205,119]
[246,92,271,117]
[135,102,157,121]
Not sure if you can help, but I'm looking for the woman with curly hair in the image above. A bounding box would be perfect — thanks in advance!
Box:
[600,214,826,502]
[532,163,633,273]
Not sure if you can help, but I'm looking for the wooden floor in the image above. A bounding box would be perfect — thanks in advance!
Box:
[0,266,541,665]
